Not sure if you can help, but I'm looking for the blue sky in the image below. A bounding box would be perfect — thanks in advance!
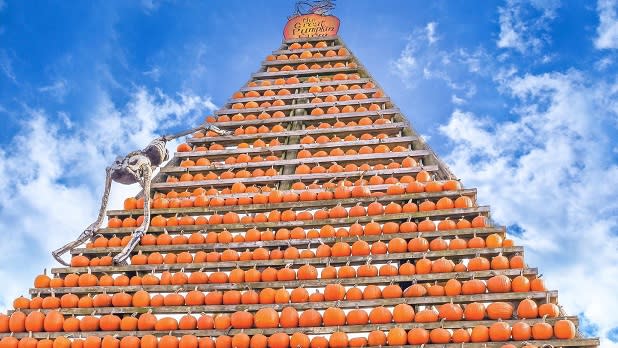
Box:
[0,0,617,346]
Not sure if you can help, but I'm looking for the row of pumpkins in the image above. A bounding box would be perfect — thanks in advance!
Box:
[165,159,417,183]
[164,157,418,182]
[189,128,398,153]
[270,43,349,59]
[104,241,510,265]
[265,61,356,73]
[227,97,380,114]
[134,173,449,206]
[228,73,366,112]
[142,171,459,210]
[0,306,577,347]
[24,276,549,308]
[38,252,524,287]
[107,201,480,230]
[86,225,502,248]
[0,320,578,348]
[2,299,564,331]
[230,83,378,102]
[239,77,377,93]
[176,142,405,167]
[188,128,396,151]
[134,186,450,213]
[172,141,407,171]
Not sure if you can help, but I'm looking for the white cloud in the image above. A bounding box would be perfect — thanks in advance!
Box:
[425,21,438,44]
[439,70,618,347]
[390,38,418,84]
[595,0,618,49]
[595,56,614,70]
[143,66,161,81]
[390,24,484,92]
[0,49,16,83]
[140,0,162,14]
[0,86,217,310]
[451,94,466,105]
[38,79,69,102]
[497,0,560,53]
[390,22,438,84]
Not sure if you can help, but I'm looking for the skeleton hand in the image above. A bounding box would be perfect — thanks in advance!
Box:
[51,249,71,267]
[52,222,99,266]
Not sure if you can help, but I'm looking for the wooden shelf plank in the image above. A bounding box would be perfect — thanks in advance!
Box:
[72,227,502,256]
[51,246,521,274]
[30,268,538,295]
[151,165,440,190]
[107,189,477,218]
[19,291,557,315]
[98,205,488,235]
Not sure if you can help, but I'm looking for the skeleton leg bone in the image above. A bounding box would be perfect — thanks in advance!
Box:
[112,164,152,265]
[52,167,114,266]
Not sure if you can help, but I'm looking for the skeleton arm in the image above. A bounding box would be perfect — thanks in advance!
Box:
[52,166,114,266]
[162,121,231,142]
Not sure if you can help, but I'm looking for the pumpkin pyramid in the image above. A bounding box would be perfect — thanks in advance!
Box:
[0,34,600,348]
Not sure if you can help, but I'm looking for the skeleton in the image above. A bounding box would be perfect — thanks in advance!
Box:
[52,122,231,266]
[291,0,336,17]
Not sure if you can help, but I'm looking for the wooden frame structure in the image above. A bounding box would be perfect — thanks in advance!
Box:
[0,34,599,348]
